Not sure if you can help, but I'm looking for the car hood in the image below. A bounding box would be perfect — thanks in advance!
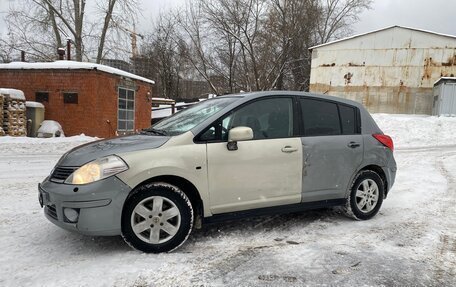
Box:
[57,134,170,167]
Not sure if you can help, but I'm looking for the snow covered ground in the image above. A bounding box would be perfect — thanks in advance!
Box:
[0,115,455,287]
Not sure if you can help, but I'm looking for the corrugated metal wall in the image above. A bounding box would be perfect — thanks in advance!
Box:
[309,26,456,114]
[434,81,456,116]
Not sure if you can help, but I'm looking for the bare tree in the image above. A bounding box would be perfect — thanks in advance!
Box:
[143,0,371,98]
[265,0,322,90]
[143,13,188,99]
[174,1,221,94]
[315,0,373,44]
[200,0,267,92]
[95,0,139,63]
[0,41,14,63]
[4,0,140,62]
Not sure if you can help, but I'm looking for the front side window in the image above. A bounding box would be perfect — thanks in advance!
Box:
[200,97,294,141]
[118,88,135,131]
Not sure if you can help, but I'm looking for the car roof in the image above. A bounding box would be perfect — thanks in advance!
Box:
[218,91,363,108]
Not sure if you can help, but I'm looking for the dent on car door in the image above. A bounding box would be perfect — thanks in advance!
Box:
[202,97,303,214]
[299,98,363,202]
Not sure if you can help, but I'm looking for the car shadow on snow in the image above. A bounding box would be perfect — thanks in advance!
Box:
[44,207,349,255]
[187,207,349,245]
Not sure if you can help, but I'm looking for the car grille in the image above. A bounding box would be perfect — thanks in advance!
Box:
[50,167,77,183]
[46,204,58,220]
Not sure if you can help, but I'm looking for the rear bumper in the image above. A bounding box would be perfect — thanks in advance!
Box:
[38,176,132,236]
[383,155,397,195]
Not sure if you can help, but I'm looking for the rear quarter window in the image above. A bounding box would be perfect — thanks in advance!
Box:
[300,98,341,136]
[339,104,356,135]
[300,98,360,137]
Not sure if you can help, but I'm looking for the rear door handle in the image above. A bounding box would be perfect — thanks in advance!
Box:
[348,142,361,148]
[282,146,298,153]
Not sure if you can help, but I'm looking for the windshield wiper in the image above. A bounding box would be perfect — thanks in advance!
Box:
[140,128,168,136]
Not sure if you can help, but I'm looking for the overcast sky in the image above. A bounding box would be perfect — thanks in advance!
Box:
[352,0,456,36]
[1,0,456,46]
[137,0,456,36]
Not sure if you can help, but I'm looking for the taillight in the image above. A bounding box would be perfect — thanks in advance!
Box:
[373,134,394,151]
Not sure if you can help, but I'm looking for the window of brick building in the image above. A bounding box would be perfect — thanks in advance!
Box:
[35,92,49,103]
[63,92,78,104]
[118,88,135,131]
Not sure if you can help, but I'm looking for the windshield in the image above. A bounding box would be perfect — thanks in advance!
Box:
[150,97,239,136]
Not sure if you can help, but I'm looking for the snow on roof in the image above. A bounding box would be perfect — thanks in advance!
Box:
[0,60,155,84]
[152,97,176,104]
[434,77,456,85]
[25,101,45,108]
[0,88,26,100]
[309,25,456,50]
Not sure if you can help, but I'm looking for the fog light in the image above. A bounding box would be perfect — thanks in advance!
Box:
[63,208,79,223]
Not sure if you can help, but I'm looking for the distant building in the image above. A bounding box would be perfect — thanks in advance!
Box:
[100,59,132,73]
[0,61,154,138]
[309,26,456,114]
[131,56,155,80]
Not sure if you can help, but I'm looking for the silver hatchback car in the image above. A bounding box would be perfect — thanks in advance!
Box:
[39,92,396,253]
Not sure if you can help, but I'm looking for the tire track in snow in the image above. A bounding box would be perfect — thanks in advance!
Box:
[396,144,456,153]
[434,151,456,283]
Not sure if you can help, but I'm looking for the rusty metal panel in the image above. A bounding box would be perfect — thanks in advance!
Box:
[310,27,456,114]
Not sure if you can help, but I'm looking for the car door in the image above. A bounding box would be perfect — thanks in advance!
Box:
[299,97,363,202]
[204,97,303,214]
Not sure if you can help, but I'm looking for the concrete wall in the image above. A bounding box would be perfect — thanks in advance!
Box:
[0,69,152,138]
[309,26,456,114]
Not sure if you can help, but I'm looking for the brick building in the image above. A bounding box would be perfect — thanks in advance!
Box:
[0,61,155,138]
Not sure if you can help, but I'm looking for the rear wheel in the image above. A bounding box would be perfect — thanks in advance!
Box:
[344,170,384,220]
[121,183,193,253]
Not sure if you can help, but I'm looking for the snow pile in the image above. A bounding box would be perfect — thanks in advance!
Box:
[0,135,96,155]
[37,120,65,138]
[373,113,456,149]
[0,88,25,101]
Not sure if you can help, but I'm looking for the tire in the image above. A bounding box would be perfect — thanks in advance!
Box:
[343,170,384,220]
[121,182,194,253]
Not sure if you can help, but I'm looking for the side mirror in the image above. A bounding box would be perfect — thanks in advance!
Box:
[227,126,253,151]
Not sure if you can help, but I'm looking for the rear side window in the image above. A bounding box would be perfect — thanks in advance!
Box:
[300,98,341,136]
[339,104,356,135]
[300,98,359,137]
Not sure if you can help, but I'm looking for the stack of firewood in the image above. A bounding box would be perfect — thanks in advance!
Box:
[1,94,27,137]
[0,95,4,136]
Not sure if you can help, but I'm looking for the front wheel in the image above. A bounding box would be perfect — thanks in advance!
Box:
[121,183,194,253]
[343,170,384,220]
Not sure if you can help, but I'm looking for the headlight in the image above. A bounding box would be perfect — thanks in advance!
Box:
[65,155,128,185]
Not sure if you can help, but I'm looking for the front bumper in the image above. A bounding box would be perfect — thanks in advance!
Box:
[38,176,132,236]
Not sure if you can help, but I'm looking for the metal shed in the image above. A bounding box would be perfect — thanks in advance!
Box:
[433,77,456,116]
[309,26,456,115]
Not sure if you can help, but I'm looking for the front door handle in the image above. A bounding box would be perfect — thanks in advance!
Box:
[348,142,361,148]
[282,146,298,153]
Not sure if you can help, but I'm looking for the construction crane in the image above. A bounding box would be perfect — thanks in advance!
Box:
[113,21,144,58]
